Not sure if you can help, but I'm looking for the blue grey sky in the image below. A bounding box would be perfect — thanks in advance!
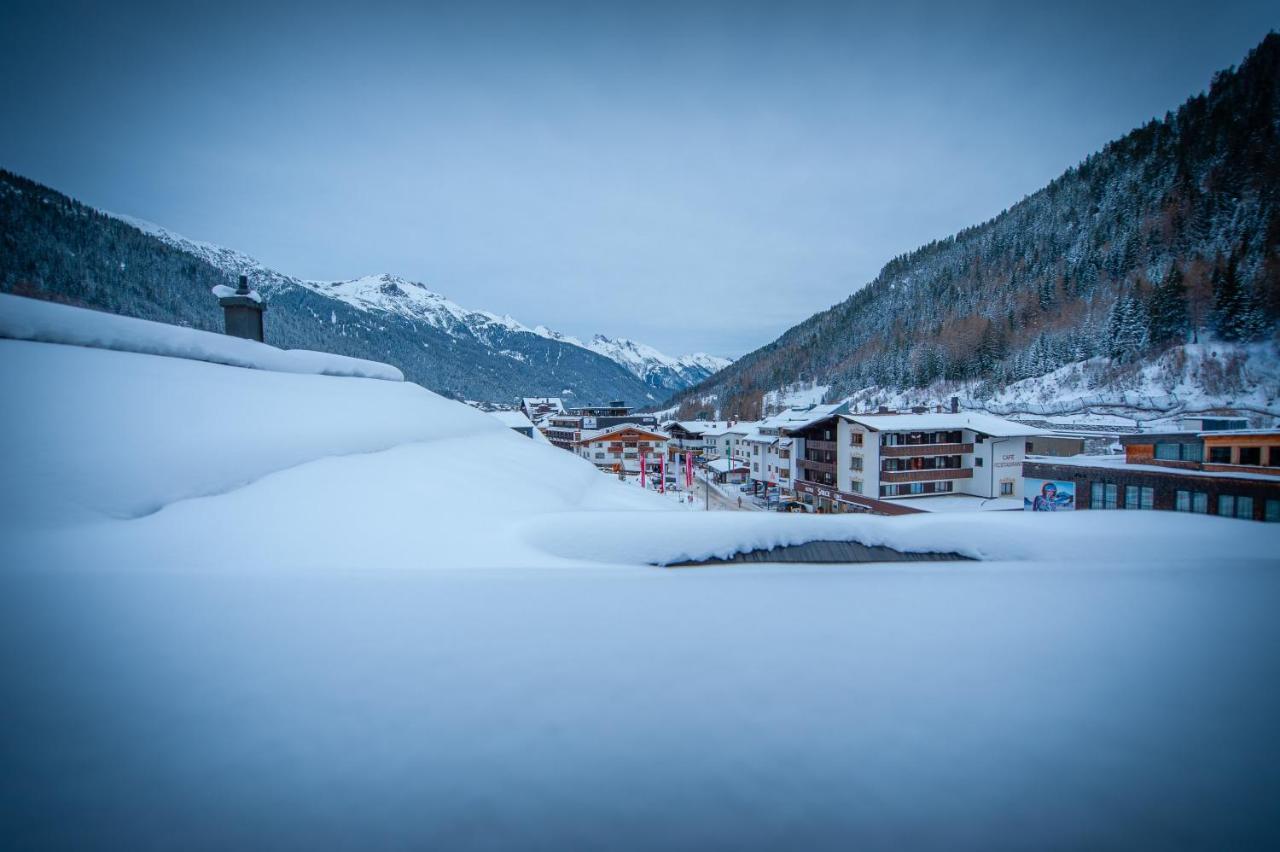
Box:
[2,1,1276,356]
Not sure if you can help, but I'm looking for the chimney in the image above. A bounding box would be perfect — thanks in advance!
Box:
[218,274,266,342]
[950,395,959,414]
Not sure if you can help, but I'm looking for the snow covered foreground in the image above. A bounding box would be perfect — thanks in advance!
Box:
[0,292,403,381]
[3,331,1280,849]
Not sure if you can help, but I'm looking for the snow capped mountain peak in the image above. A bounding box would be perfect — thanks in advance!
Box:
[103,208,729,396]
[303,273,531,335]
[577,334,732,390]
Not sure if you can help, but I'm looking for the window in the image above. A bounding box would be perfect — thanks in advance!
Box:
[779,468,790,480]
[595,452,605,459]
[850,456,863,471]
[1270,447,1280,467]
[1154,442,1199,461]
[974,457,983,467]
[1208,447,1231,464]
[850,432,863,446]
[1218,495,1254,520]
[1124,485,1154,510]
[1176,490,1208,513]
[1238,447,1261,466]
[1266,500,1280,523]
[1000,481,1014,496]
[849,481,862,494]
[1091,482,1118,509]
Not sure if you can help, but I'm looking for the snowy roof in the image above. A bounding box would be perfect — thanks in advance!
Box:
[707,458,749,473]
[841,412,1045,437]
[740,427,776,445]
[760,404,847,432]
[672,420,734,435]
[1027,454,1280,483]
[491,410,537,430]
[1197,429,1280,438]
[575,424,670,444]
[522,397,565,412]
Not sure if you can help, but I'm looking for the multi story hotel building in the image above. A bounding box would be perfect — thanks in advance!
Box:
[787,412,1043,514]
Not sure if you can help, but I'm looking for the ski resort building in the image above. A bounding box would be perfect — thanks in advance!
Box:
[574,425,670,478]
[785,412,1043,514]
[1024,429,1280,521]
[543,402,657,451]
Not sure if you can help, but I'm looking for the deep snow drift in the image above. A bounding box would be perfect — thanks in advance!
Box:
[3,317,1279,850]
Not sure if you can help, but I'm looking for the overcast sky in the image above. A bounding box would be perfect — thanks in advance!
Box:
[2,1,1276,356]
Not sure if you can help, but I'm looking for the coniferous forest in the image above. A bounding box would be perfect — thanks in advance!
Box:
[673,34,1280,419]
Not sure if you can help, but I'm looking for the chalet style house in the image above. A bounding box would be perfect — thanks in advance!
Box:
[544,402,657,451]
[575,425,671,478]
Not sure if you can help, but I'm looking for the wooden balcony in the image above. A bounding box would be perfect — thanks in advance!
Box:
[798,458,835,475]
[881,442,973,458]
[879,468,972,484]
[805,439,836,452]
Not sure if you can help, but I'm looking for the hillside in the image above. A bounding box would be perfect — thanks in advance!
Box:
[672,33,1280,421]
[0,174,724,403]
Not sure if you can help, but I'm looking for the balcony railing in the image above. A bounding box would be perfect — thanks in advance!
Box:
[880,442,973,458]
[798,458,835,475]
[879,468,973,484]
[805,439,836,452]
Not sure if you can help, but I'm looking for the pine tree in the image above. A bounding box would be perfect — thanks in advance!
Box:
[1212,253,1247,340]
[1147,264,1189,345]
[1108,295,1148,361]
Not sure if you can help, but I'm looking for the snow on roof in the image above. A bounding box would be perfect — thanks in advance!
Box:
[0,293,403,381]
[760,404,847,431]
[491,410,537,429]
[706,458,749,473]
[576,423,670,444]
[692,422,737,437]
[1197,429,1280,438]
[673,420,733,435]
[841,412,1046,437]
[1027,454,1280,483]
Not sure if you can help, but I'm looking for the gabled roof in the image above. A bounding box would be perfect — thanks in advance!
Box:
[575,424,670,445]
[760,403,850,433]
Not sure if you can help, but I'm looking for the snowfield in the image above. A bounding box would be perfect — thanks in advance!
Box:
[2,312,1279,850]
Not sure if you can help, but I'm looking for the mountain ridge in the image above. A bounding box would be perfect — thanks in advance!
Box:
[0,176,727,404]
[112,212,731,392]
[669,32,1280,421]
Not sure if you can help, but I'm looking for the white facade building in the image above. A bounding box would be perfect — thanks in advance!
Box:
[790,411,1043,513]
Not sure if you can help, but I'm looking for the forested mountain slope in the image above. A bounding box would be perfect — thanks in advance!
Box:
[0,173,719,403]
[673,33,1280,420]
